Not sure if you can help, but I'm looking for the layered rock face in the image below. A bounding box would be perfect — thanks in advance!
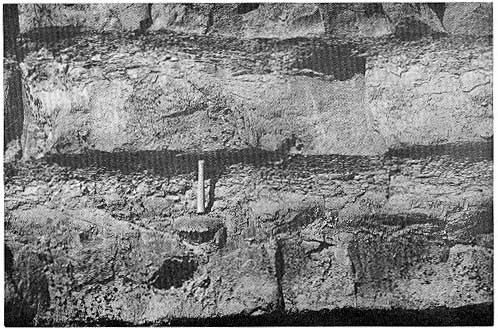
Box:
[17,33,493,159]
[5,143,493,325]
[18,3,493,38]
[19,32,378,157]
[366,37,493,148]
[4,3,494,326]
[9,3,493,159]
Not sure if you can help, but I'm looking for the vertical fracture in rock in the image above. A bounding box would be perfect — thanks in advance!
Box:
[274,239,286,312]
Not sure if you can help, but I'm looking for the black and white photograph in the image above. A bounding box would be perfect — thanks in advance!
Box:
[3,2,494,326]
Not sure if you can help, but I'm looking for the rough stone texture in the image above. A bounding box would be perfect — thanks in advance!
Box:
[443,3,493,36]
[10,4,494,159]
[17,31,492,159]
[381,3,446,39]
[4,244,50,326]
[4,142,493,324]
[19,4,151,34]
[17,3,326,38]
[4,204,279,324]
[209,3,325,39]
[365,37,492,149]
[18,4,493,39]
[18,31,384,158]
[4,181,280,324]
[150,4,212,35]
[319,3,446,39]
[4,3,494,325]
[210,147,493,312]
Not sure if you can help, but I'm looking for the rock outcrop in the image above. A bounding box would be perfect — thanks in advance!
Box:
[5,244,50,326]
[365,36,493,148]
[17,31,492,159]
[19,4,152,34]
[18,3,493,39]
[4,143,493,325]
[4,3,494,325]
[443,3,493,36]
[8,4,494,159]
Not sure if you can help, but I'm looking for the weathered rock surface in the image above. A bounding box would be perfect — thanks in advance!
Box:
[4,3,494,325]
[150,4,212,35]
[5,244,50,326]
[4,143,493,324]
[443,3,493,36]
[9,5,492,160]
[208,3,325,39]
[17,30,492,159]
[19,4,151,34]
[319,3,447,39]
[365,37,493,148]
[18,3,493,39]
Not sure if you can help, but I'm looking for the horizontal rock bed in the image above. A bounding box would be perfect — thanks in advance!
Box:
[5,141,493,325]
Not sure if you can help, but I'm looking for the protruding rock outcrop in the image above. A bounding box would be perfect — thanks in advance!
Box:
[18,4,493,39]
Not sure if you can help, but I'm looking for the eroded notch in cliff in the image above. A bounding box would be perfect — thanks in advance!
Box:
[292,42,366,80]
[236,3,260,15]
[151,256,198,290]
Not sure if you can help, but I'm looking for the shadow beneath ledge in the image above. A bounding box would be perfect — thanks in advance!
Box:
[169,303,493,326]
[43,147,285,179]
[42,141,494,180]
[51,302,493,326]
[385,140,493,161]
